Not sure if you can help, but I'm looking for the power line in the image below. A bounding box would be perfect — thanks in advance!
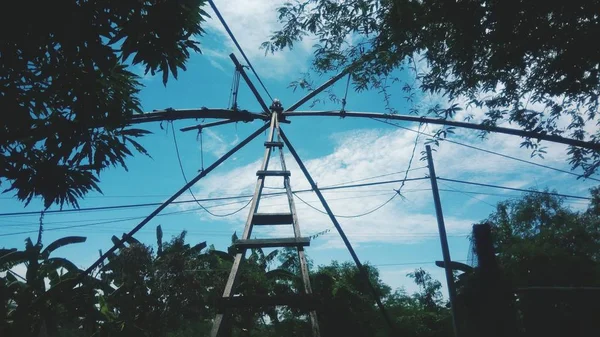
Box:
[371,118,600,182]
[327,166,428,187]
[0,198,254,237]
[4,186,588,229]
[207,0,274,102]
[0,177,429,218]
[438,177,591,200]
[437,180,497,208]
[0,192,396,236]
[1,175,588,219]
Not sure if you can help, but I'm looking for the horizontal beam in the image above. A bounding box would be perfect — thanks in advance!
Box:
[129,108,268,125]
[252,213,294,225]
[180,119,240,132]
[233,237,310,249]
[283,111,600,151]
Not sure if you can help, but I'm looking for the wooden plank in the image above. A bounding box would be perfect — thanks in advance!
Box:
[256,170,291,177]
[264,141,284,148]
[219,294,319,309]
[252,213,293,225]
[233,237,310,249]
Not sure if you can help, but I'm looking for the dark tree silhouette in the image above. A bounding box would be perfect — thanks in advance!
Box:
[263,0,600,175]
[0,0,208,208]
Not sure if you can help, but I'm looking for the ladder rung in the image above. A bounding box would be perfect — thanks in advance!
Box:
[252,213,294,225]
[264,141,284,148]
[256,170,290,177]
[219,294,319,309]
[234,237,310,250]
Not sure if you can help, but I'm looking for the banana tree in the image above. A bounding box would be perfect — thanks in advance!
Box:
[97,226,224,336]
[0,233,95,337]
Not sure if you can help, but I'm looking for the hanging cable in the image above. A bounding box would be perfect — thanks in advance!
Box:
[198,129,205,172]
[340,73,351,113]
[171,122,250,217]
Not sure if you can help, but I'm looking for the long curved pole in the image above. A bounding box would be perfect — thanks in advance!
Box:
[284,111,600,151]
[129,108,267,125]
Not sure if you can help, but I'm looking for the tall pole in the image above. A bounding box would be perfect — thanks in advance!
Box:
[425,145,459,337]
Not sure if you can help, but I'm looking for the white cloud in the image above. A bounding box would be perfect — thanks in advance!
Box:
[173,117,594,250]
[200,129,241,158]
[201,0,314,78]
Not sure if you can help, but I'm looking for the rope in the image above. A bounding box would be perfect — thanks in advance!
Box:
[341,73,351,112]
[198,129,205,172]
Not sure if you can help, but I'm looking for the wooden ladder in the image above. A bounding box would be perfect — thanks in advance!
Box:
[210,112,320,337]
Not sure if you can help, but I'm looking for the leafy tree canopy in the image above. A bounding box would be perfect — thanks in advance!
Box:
[0,0,208,208]
[263,0,600,175]
[482,188,600,337]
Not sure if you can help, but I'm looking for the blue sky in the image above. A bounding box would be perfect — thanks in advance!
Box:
[1,0,597,296]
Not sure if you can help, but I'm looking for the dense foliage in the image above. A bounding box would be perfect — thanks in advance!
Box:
[264,0,600,175]
[0,0,208,208]
[483,188,600,337]
[2,189,600,336]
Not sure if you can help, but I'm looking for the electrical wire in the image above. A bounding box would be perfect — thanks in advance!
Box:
[327,166,428,187]
[0,192,396,236]
[371,118,600,182]
[0,177,429,218]
[2,173,589,219]
[0,198,255,237]
[438,177,591,200]
[172,122,251,217]
[437,180,497,208]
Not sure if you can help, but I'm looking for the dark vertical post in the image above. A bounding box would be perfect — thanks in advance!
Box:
[425,145,459,337]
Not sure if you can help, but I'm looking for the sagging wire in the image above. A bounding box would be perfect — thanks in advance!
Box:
[171,122,250,217]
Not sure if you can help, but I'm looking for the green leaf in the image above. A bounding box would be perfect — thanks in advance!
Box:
[0,251,29,270]
[41,236,87,257]
[210,250,234,263]
[265,268,297,281]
